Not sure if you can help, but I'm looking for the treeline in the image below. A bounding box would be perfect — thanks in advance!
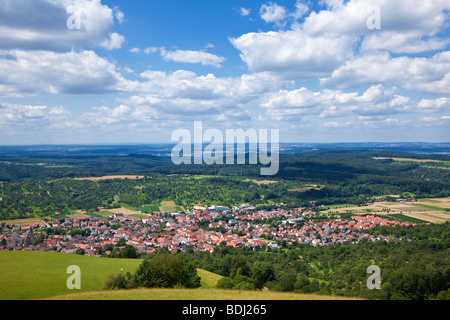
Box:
[177,223,450,300]
[0,154,170,182]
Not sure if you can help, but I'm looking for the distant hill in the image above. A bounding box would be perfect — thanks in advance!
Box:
[1,149,449,220]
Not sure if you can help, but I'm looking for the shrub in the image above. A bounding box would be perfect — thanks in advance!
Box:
[132,254,201,289]
[216,277,233,289]
[104,272,135,290]
[232,274,255,290]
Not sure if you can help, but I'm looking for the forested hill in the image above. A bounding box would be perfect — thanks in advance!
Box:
[149,150,450,202]
[151,149,450,184]
[277,150,450,183]
[1,148,449,183]
[0,154,171,182]
[0,149,449,220]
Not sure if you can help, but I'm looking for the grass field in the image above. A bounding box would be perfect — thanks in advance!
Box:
[387,214,428,224]
[106,207,145,217]
[122,201,186,214]
[73,175,145,181]
[252,180,279,185]
[0,251,358,300]
[0,218,43,226]
[48,288,357,300]
[0,251,140,300]
[373,157,443,163]
[411,203,446,211]
[159,201,185,213]
[136,204,161,214]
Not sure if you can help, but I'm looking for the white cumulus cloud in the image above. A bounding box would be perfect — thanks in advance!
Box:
[0,0,124,51]
[159,48,226,68]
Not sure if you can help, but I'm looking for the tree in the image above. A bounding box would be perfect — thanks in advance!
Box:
[116,237,126,246]
[230,256,251,278]
[278,272,297,292]
[232,271,255,290]
[252,263,275,290]
[310,279,320,293]
[294,274,311,293]
[102,244,114,252]
[216,277,233,289]
[120,245,138,259]
[132,255,201,289]
[218,256,232,277]
[436,289,450,300]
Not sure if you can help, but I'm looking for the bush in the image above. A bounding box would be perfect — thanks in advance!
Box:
[436,289,450,300]
[104,272,135,290]
[232,274,255,290]
[216,277,233,289]
[107,245,139,259]
[132,254,201,289]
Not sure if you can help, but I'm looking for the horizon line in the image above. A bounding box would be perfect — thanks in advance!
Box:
[0,141,449,147]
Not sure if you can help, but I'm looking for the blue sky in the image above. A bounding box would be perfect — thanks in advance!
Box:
[0,0,449,145]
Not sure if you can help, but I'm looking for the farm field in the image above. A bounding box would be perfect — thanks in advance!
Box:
[252,180,279,185]
[100,201,186,217]
[418,197,450,209]
[159,200,185,213]
[387,214,430,224]
[105,207,144,217]
[73,175,145,181]
[323,197,450,224]
[0,213,93,226]
[0,218,43,226]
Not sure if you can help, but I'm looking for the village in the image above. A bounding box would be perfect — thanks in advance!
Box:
[0,204,415,257]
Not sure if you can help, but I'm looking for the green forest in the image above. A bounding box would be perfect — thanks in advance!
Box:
[0,150,449,220]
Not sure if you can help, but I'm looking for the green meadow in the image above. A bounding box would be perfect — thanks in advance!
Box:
[49,288,354,300]
[0,251,140,300]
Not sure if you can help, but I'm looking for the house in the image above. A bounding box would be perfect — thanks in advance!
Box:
[6,233,23,249]
[114,213,124,219]
[46,239,57,248]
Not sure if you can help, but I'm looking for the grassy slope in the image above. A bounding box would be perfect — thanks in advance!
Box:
[0,251,358,300]
[49,288,356,300]
[0,251,140,300]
